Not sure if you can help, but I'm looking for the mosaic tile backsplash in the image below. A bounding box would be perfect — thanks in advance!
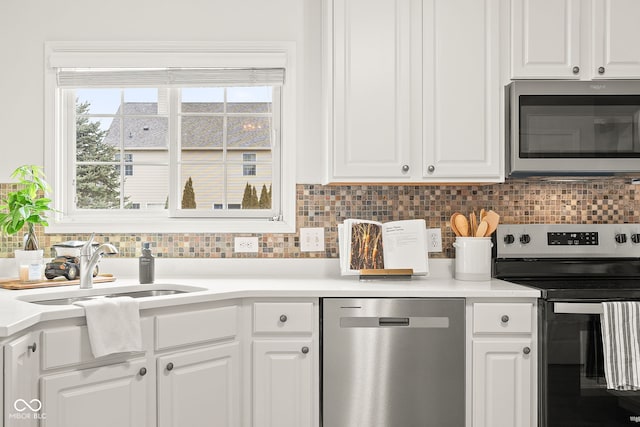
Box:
[1,179,638,259]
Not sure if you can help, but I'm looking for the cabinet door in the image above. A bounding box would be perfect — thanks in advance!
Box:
[157,341,241,427]
[253,340,314,427]
[5,332,40,427]
[472,339,533,427]
[592,0,640,78]
[40,358,149,427]
[327,0,417,180]
[422,0,502,181]
[511,0,582,78]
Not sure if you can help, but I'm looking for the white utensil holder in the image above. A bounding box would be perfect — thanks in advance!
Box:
[453,237,493,281]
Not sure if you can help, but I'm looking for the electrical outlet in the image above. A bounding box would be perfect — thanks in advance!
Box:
[427,228,443,252]
[300,227,325,252]
[234,236,259,253]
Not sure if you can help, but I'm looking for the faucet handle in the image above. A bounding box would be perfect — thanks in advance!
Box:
[80,233,96,257]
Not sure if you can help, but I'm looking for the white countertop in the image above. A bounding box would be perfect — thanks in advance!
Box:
[0,258,539,338]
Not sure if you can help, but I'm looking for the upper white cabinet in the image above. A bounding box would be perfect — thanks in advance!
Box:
[325,0,418,181]
[422,0,503,181]
[512,0,640,79]
[324,0,504,183]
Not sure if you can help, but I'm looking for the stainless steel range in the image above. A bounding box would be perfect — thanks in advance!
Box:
[494,224,640,427]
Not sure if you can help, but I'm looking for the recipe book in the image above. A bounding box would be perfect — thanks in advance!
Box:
[338,219,429,276]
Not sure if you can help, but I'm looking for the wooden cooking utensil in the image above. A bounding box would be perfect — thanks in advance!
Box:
[480,208,487,221]
[483,210,500,237]
[454,213,470,237]
[450,213,461,236]
[475,220,489,237]
[470,211,478,237]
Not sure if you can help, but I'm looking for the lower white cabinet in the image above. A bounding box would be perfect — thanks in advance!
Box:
[470,301,537,427]
[472,340,533,427]
[157,341,241,427]
[40,358,150,427]
[252,340,313,427]
[4,332,40,427]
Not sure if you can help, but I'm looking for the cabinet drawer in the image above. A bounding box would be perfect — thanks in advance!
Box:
[253,302,314,334]
[473,303,533,334]
[156,305,238,350]
[42,319,151,370]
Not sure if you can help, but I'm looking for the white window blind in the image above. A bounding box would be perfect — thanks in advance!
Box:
[57,68,286,88]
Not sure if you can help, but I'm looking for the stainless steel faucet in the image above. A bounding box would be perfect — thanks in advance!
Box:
[79,234,118,289]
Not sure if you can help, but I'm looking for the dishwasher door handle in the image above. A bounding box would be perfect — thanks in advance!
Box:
[340,316,450,328]
[379,317,410,327]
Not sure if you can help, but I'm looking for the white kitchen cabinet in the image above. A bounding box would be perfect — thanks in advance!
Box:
[511,0,581,79]
[470,301,536,427]
[252,340,314,427]
[324,0,504,183]
[157,341,241,427]
[4,331,40,427]
[325,0,419,181]
[512,0,640,79]
[248,299,319,427]
[472,340,533,427]
[40,358,150,427]
[421,0,503,181]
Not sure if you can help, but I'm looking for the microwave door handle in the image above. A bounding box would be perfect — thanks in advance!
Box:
[554,302,603,315]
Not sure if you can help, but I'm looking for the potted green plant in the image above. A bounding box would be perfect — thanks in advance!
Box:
[0,165,53,281]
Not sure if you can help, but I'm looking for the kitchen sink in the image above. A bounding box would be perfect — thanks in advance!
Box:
[18,284,206,306]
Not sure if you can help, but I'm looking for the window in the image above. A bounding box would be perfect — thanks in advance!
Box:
[45,42,297,233]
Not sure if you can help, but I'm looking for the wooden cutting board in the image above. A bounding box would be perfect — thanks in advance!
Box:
[0,275,116,290]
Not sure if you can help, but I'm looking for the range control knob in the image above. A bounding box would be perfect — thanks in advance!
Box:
[615,234,628,244]
[632,234,640,244]
[503,234,515,244]
[519,234,531,245]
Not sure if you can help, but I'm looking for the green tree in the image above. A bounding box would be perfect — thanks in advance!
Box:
[259,184,271,209]
[181,177,196,209]
[250,185,259,208]
[75,101,121,209]
[241,183,253,209]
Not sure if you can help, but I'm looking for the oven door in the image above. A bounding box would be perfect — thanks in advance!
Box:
[542,301,640,427]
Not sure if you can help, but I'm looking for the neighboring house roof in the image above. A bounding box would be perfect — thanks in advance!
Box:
[101,102,271,149]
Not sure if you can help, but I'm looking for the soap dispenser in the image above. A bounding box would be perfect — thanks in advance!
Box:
[139,242,155,284]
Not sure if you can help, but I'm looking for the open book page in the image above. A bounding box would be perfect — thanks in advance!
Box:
[381,219,429,275]
[339,219,383,275]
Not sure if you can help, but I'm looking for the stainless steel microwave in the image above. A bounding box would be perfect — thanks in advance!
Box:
[507,81,640,177]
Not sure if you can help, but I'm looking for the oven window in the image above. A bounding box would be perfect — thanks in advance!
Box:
[545,307,640,426]
[519,95,640,158]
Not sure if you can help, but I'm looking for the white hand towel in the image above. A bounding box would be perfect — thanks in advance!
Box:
[600,301,640,391]
[74,296,143,358]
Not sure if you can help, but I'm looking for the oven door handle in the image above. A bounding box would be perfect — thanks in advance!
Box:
[554,302,603,315]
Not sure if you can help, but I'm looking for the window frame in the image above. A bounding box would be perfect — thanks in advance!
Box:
[44,41,297,233]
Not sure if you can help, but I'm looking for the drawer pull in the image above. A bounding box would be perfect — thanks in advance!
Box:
[523,347,531,355]
[301,346,309,354]
[139,367,147,376]
[501,315,509,323]
[166,362,174,371]
[279,314,288,323]
[28,342,37,353]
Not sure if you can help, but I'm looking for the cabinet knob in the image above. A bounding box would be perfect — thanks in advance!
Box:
[523,347,531,355]
[28,342,37,353]
[166,362,174,371]
[279,314,288,323]
[572,66,580,74]
[598,66,605,75]
[139,367,147,376]
[427,165,435,173]
[501,315,509,323]
[301,346,309,354]
[402,164,410,172]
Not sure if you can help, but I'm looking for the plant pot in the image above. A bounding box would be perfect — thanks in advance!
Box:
[15,249,44,282]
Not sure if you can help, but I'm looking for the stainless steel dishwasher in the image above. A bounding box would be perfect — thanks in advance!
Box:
[322,298,465,427]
